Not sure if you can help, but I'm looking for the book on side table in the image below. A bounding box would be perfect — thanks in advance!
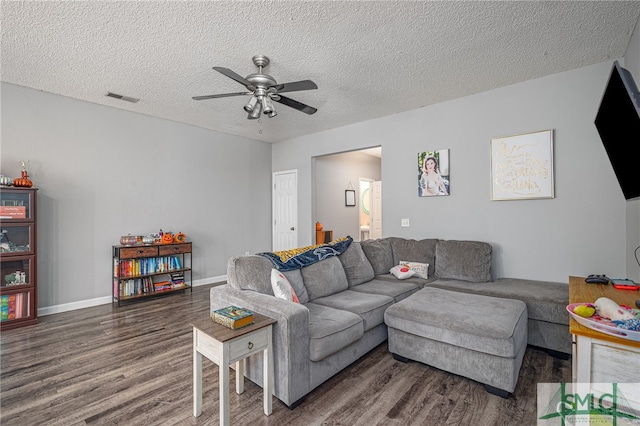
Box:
[212,306,254,329]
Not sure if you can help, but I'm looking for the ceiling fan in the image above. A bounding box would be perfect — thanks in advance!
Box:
[193,55,318,119]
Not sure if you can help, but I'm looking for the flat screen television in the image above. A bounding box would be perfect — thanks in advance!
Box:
[594,60,640,201]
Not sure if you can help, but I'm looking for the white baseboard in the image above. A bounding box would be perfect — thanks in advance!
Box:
[38,275,227,316]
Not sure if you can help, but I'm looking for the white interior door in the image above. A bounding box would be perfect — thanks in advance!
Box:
[273,170,298,251]
[359,178,373,241]
[370,181,382,239]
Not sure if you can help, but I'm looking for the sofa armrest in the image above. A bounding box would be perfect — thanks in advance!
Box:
[209,284,310,406]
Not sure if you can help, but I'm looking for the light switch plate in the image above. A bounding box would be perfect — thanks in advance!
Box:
[401,218,410,227]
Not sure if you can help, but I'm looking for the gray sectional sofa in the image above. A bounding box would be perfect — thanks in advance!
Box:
[209,237,570,407]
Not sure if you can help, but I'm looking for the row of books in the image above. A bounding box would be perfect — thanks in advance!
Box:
[115,273,188,297]
[114,256,183,277]
[1,293,30,321]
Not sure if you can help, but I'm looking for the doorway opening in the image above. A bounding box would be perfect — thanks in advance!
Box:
[313,147,381,242]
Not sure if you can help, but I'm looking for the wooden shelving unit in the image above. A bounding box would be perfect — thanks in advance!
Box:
[112,241,192,306]
[0,187,38,330]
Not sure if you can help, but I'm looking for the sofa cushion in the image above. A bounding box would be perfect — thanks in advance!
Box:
[306,302,364,362]
[301,256,349,301]
[312,290,394,332]
[227,255,275,294]
[282,268,310,304]
[435,240,492,282]
[361,238,394,276]
[350,278,420,302]
[389,237,438,278]
[375,273,434,287]
[339,241,375,287]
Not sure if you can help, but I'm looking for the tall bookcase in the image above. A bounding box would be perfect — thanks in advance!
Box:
[0,187,38,330]
[112,241,192,306]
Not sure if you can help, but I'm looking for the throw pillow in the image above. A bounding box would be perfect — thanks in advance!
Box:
[400,261,429,279]
[270,268,300,303]
[390,264,416,279]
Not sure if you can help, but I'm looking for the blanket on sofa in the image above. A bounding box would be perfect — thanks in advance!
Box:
[258,236,353,271]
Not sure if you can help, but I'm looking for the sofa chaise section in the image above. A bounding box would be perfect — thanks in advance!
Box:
[425,277,570,354]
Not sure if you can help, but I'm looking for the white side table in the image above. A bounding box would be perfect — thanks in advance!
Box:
[192,312,276,426]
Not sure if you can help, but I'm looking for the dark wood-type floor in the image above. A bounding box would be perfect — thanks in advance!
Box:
[1,283,571,425]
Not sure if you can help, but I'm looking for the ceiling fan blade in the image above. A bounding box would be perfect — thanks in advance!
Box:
[271,80,318,93]
[192,92,251,100]
[274,95,317,115]
[213,67,252,88]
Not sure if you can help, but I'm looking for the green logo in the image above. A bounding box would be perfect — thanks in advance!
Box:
[538,383,640,425]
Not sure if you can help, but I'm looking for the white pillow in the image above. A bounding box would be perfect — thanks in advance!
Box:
[270,269,300,303]
[400,261,429,279]
[390,264,416,280]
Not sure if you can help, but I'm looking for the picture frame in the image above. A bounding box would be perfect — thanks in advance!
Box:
[418,149,450,197]
[345,189,356,207]
[490,129,554,200]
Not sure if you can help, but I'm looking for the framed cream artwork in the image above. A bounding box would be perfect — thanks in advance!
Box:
[490,130,554,200]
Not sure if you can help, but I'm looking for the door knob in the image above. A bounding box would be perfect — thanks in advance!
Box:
[290,227,295,231]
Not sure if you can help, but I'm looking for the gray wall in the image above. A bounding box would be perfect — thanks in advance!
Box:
[1,83,273,312]
[272,59,640,283]
[314,151,381,239]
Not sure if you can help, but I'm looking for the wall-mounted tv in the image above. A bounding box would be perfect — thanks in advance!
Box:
[594,60,640,201]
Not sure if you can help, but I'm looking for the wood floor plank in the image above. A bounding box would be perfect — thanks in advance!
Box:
[1,283,571,425]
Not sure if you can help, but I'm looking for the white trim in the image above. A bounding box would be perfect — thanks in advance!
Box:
[38,295,112,316]
[192,275,227,287]
[37,275,228,316]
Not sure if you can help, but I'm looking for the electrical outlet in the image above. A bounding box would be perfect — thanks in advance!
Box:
[245,251,250,255]
[401,218,410,227]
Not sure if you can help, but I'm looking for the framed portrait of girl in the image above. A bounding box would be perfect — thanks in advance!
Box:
[418,149,450,197]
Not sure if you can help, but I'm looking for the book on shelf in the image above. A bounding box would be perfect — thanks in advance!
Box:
[153,280,171,292]
[0,205,26,219]
[211,306,254,330]
[170,272,185,288]
[0,294,26,321]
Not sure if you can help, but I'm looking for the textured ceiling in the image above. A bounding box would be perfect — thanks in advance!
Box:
[2,1,640,143]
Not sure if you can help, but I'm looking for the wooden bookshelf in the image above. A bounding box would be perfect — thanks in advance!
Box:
[0,187,38,330]
[112,241,192,306]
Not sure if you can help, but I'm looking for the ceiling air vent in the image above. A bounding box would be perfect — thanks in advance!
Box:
[106,92,139,103]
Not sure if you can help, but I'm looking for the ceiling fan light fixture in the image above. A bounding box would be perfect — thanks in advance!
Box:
[248,100,262,119]
[262,96,275,115]
[244,96,258,113]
